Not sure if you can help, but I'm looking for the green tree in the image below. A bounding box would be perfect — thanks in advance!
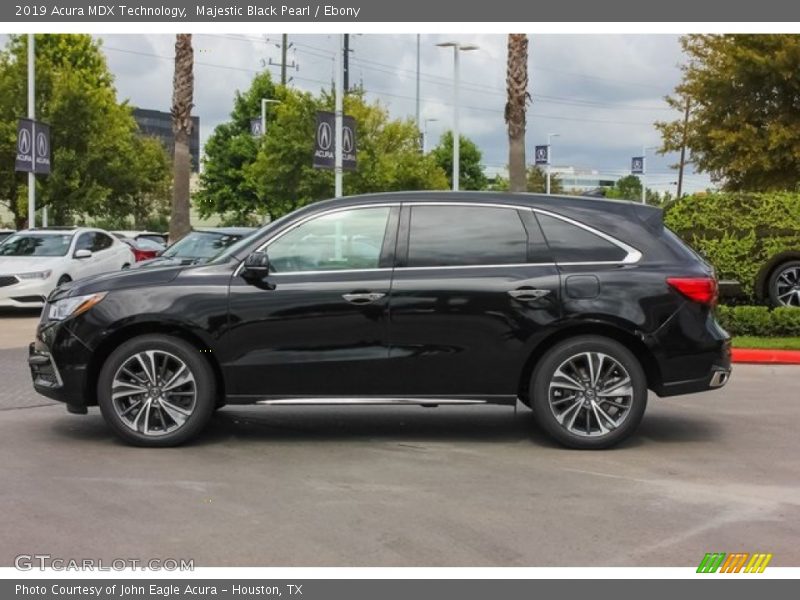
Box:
[656,35,800,191]
[605,175,643,201]
[0,34,163,227]
[526,165,563,194]
[197,79,448,222]
[430,131,488,191]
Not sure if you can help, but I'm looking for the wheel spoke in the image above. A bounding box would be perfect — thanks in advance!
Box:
[158,399,190,427]
[111,382,147,400]
[552,367,585,392]
[163,364,191,391]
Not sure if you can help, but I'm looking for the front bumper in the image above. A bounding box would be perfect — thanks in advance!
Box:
[0,276,53,307]
[28,320,94,412]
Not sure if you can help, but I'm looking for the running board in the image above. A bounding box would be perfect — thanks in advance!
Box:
[255,397,489,406]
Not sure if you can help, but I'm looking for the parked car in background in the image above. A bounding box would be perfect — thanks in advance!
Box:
[0,227,134,308]
[29,192,730,448]
[133,227,255,269]
[112,230,168,246]
[0,229,15,243]
[115,236,165,262]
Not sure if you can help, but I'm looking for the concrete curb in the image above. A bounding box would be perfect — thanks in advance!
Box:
[732,348,800,364]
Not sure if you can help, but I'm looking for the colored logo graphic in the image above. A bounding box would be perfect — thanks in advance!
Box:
[697,552,772,573]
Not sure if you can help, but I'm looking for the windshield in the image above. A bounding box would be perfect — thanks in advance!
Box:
[162,231,242,259]
[0,233,73,257]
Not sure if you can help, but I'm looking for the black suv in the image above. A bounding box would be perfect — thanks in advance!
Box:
[28,192,731,449]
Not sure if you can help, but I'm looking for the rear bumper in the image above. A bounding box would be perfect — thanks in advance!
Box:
[654,362,731,397]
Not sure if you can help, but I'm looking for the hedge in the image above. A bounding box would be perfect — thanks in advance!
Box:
[716,305,800,337]
[663,192,800,299]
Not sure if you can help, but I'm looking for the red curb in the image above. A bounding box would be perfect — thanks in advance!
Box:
[732,348,800,364]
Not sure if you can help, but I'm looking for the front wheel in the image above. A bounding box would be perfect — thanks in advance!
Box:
[97,334,215,447]
[768,261,800,307]
[530,335,647,449]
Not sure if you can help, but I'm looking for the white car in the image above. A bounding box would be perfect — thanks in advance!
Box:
[0,227,135,308]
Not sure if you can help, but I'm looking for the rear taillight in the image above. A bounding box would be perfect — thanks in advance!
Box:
[667,277,718,305]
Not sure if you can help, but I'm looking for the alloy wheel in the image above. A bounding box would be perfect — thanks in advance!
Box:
[111,350,197,436]
[774,265,800,307]
[547,351,634,438]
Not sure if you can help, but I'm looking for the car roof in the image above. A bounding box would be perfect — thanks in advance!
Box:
[22,227,114,235]
[194,227,256,236]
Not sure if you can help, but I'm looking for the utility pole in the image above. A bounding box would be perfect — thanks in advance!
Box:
[641,145,647,204]
[281,33,288,85]
[334,34,344,197]
[676,96,691,199]
[546,133,560,195]
[27,34,35,229]
[415,34,421,130]
[343,34,350,93]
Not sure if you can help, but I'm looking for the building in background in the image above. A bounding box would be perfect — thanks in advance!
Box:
[133,108,200,172]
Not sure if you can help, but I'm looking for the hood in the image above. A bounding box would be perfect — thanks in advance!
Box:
[49,265,184,302]
[132,256,207,269]
[0,255,62,275]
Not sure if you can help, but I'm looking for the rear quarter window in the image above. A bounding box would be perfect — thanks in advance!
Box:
[536,213,628,263]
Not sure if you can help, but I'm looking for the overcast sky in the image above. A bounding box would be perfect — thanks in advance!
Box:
[6,33,714,193]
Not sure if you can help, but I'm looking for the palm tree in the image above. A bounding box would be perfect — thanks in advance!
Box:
[505,34,530,193]
[170,33,194,242]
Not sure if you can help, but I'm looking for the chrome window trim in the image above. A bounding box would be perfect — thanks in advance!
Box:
[533,208,642,265]
[234,199,641,276]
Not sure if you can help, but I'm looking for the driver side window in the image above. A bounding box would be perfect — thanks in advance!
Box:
[268,207,390,273]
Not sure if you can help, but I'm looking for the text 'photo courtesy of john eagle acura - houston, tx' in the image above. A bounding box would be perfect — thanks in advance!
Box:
[28,192,731,449]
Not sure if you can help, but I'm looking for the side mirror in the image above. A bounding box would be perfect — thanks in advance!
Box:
[74,249,92,259]
[242,251,270,279]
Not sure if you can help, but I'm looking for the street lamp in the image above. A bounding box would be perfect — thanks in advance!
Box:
[422,118,439,153]
[437,41,479,191]
[640,145,658,204]
[261,98,281,138]
[546,133,560,195]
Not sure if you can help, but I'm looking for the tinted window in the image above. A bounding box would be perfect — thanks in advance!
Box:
[76,233,94,252]
[268,207,390,273]
[407,205,527,267]
[536,213,627,263]
[0,233,72,257]
[93,233,113,251]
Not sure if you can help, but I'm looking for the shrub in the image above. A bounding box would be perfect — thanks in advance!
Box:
[664,192,800,299]
[716,305,800,336]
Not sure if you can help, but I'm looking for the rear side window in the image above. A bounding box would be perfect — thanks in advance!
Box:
[408,205,528,267]
[92,233,113,251]
[536,213,628,263]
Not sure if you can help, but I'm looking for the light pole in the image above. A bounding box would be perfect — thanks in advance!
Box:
[335,34,344,197]
[261,98,281,139]
[437,41,479,191]
[641,145,658,204]
[546,133,560,195]
[422,118,439,153]
[27,34,35,229]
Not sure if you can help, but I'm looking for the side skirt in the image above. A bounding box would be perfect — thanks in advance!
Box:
[223,395,518,406]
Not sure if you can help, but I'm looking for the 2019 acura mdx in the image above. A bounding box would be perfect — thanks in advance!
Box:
[28,192,731,449]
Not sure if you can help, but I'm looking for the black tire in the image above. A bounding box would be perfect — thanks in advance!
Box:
[530,335,647,449]
[767,260,800,308]
[57,275,71,286]
[97,334,215,447]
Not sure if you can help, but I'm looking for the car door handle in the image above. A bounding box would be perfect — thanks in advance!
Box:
[342,292,386,304]
[507,288,551,301]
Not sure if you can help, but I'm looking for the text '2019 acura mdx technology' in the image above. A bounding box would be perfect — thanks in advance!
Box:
[28,192,731,449]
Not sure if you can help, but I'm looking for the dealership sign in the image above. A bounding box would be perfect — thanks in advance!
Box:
[313,111,357,170]
[631,156,645,175]
[534,145,549,166]
[250,118,263,137]
[15,119,51,175]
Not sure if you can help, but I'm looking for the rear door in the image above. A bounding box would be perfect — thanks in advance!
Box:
[386,202,561,400]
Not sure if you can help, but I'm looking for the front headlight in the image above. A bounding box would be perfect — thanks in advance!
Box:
[17,270,52,280]
[47,292,107,321]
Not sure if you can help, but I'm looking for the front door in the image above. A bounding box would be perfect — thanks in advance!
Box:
[386,203,561,400]
[222,205,399,398]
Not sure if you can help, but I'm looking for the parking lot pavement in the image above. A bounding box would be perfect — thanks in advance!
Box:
[0,321,798,568]
[0,308,39,350]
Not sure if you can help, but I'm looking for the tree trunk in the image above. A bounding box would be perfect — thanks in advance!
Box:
[505,34,530,193]
[170,34,194,243]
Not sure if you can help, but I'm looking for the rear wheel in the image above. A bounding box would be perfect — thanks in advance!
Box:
[530,335,647,449]
[768,261,800,307]
[97,335,215,447]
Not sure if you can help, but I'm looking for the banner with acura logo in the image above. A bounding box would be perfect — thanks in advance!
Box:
[313,111,357,171]
[15,118,51,175]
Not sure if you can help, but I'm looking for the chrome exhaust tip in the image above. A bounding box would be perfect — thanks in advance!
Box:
[709,370,730,388]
